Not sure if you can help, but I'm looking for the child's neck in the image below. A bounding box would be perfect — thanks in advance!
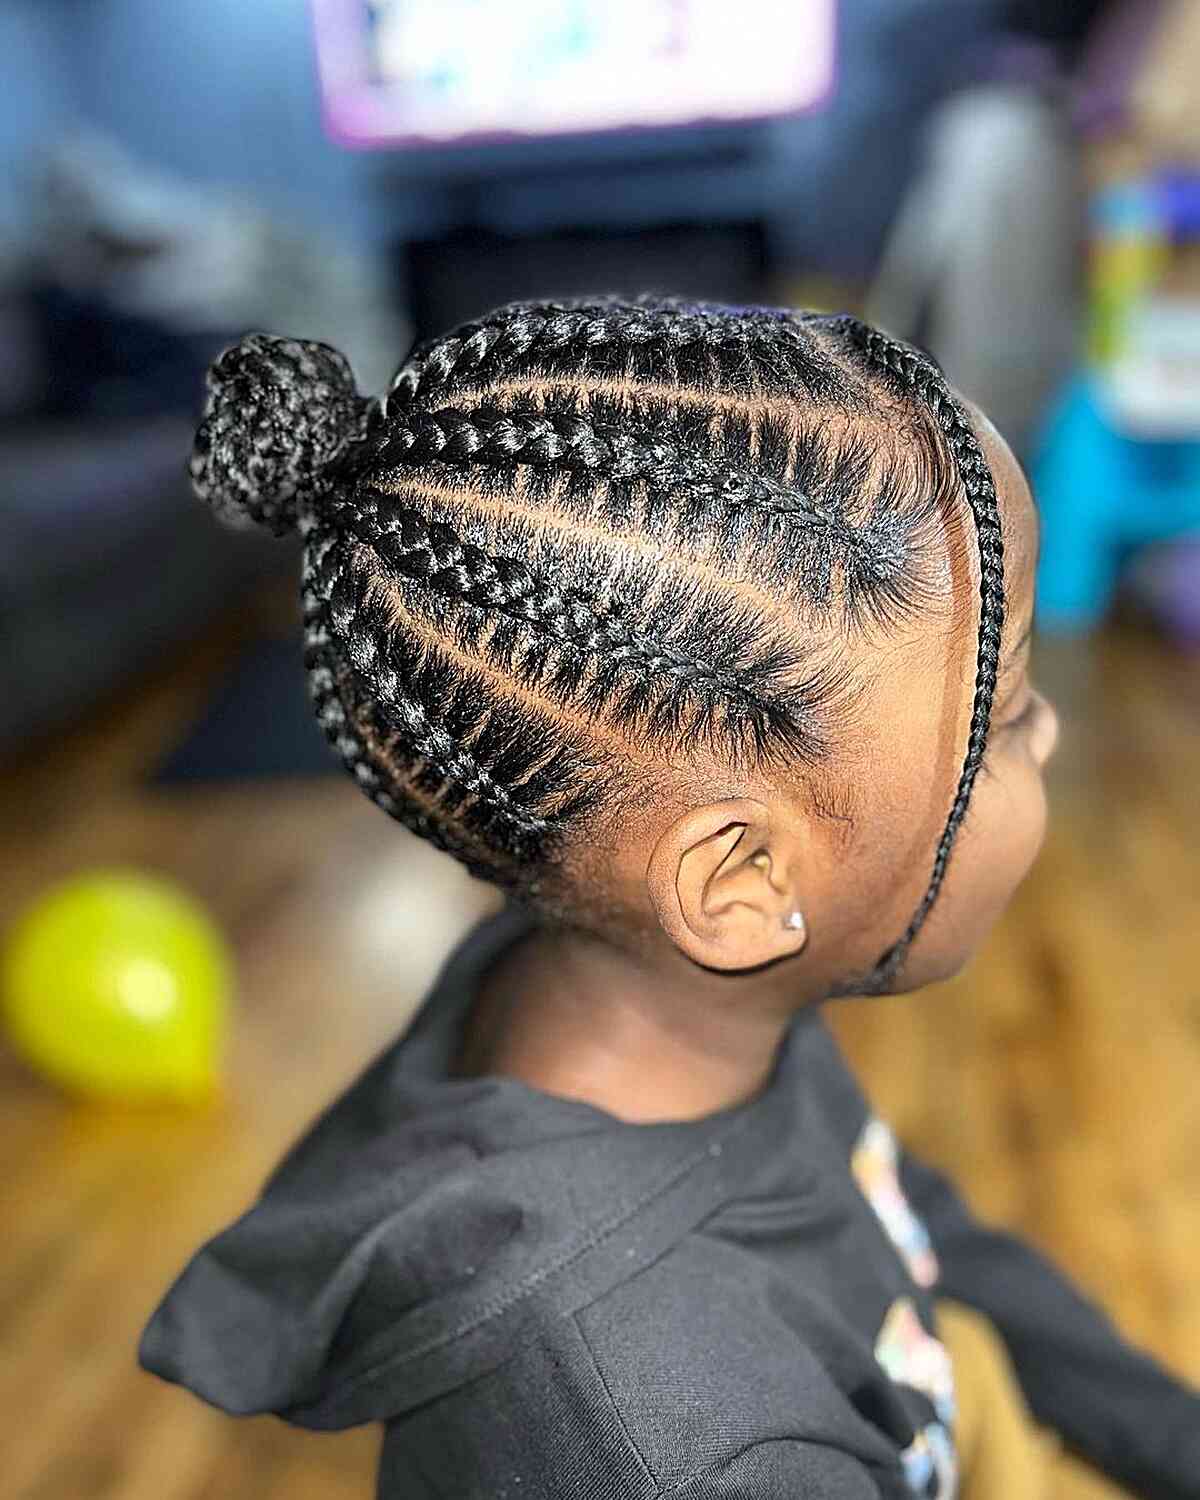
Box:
[453,924,803,1124]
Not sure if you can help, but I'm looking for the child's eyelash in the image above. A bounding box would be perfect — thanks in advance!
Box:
[1005,695,1038,733]
[975,690,1039,791]
[975,696,1029,788]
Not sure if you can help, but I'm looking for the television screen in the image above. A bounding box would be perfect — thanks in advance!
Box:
[312,0,837,149]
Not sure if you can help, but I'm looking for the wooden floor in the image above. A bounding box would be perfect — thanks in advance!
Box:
[2,613,1198,1499]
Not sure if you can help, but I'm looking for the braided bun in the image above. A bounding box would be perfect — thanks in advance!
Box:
[189,334,371,536]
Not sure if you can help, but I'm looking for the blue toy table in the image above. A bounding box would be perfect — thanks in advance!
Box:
[1033,377,1200,633]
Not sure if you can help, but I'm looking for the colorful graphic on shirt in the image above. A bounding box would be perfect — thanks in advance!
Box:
[875,1296,956,1422]
[853,1120,955,1496]
[898,1422,958,1500]
[851,1118,940,1288]
[875,1296,958,1500]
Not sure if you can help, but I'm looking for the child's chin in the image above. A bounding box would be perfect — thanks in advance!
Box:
[887,931,988,995]
[902,858,1042,994]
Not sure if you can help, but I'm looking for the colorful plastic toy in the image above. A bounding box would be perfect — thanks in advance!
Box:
[1035,170,1200,634]
[1034,376,1200,632]
[1,870,231,1102]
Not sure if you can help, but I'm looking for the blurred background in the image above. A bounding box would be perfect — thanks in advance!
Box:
[1,2,1198,1495]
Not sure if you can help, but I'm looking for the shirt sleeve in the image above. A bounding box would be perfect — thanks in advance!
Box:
[899,1145,1200,1500]
[663,1440,883,1499]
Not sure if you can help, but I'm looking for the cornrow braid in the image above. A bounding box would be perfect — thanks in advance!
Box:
[833,317,1006,988]
[303,547,597,896]
[361,403,852,526]
[304,619,530,884]
[305,527,562,842]
[384,301,727,401]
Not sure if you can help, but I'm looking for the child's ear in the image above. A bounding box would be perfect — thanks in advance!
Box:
[646,798,809,972]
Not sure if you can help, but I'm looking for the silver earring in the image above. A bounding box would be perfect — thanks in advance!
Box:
[782,911,805,933]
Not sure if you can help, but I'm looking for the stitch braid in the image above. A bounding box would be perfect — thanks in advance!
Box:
[387,303,732,406]
[386,296,848,412]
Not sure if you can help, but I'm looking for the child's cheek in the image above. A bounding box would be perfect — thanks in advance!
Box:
[984,754,1049,911]
[1029,762,1049,850]
[933,759,1049,976]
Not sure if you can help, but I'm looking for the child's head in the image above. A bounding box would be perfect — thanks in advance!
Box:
[192,298,1056,999]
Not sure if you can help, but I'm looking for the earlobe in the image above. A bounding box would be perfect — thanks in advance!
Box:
[646,799,810,973]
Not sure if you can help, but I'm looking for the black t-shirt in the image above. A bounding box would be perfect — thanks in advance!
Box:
[142,908,1200,1498]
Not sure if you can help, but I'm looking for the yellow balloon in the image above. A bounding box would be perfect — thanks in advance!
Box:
[2,870,231,1102]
